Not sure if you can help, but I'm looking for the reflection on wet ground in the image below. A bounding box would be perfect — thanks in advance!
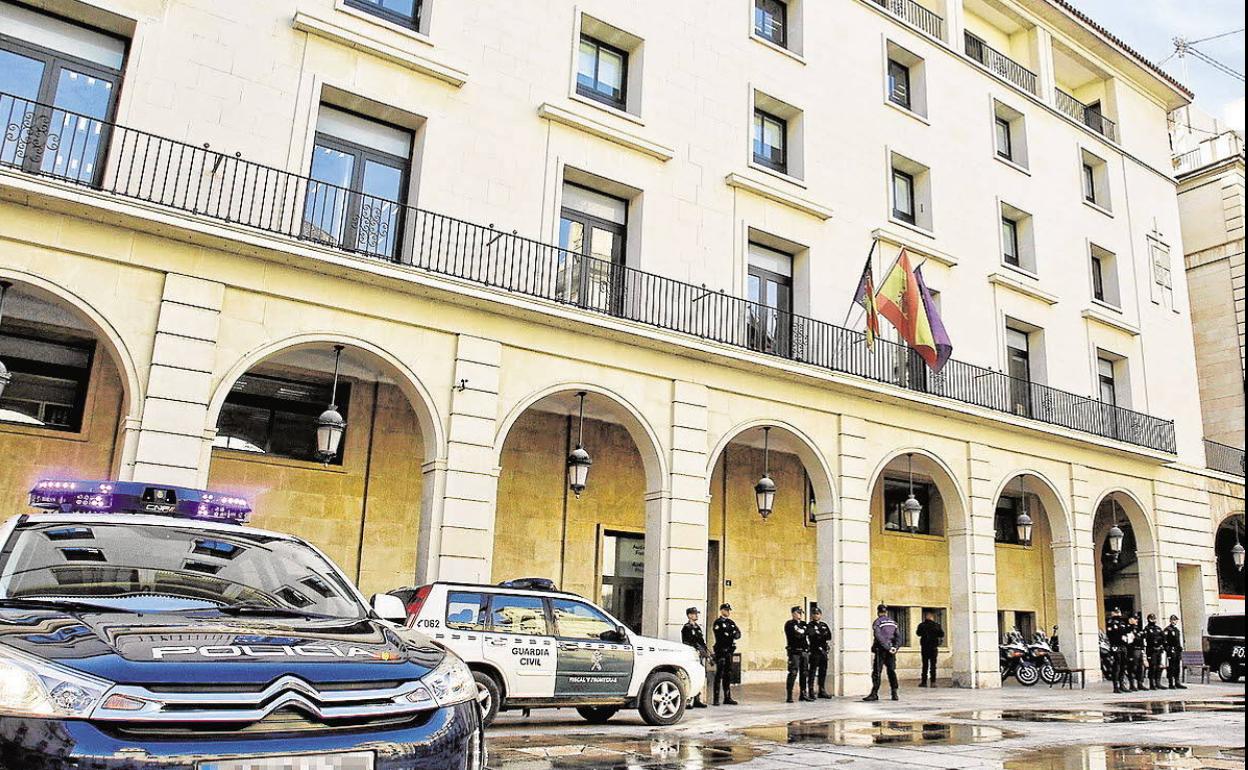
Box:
[487,734,762,769]
[945,709,1153,723]
[1004,745,1244,769]
[1120,699,1246,715]
[744,719,1015,747]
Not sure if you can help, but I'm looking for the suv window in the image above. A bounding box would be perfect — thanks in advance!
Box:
[489,594,549,635]
[446,591,487,631]
[1207,614,1244,638]
[551,598,619,641]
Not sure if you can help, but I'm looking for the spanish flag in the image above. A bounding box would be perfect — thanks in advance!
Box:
[875,249,953,373]
[853,254,880,349]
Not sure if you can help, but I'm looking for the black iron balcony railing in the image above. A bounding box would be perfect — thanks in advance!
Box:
[1055,88,1118,143]
[0,92,1178,454]
[869,0,945,41]
[1205,439,1246,477]
[964,32,1038,96]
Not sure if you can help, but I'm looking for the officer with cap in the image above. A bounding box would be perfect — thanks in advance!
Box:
[784,606,812,703]
[807,606,833,700]
[1105,607,1128,693]
[864,604,902,702]
[712,603,741,706]
[1143,613,1165,690]
[1124,614,1146,692]
[681,607,711,708]
[1162,614,1186,689]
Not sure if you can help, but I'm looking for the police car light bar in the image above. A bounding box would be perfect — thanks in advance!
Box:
[29,480,252,524]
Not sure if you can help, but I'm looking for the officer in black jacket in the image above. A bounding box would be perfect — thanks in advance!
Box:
[1142,613,1165,690]
[1162,615,1186,689]
[712,603,741,706]
[1105,608,1128,693]
[784,606,812,703]
[1124,614,1146,692]
[681,607,710,708]
[806,607,833,700]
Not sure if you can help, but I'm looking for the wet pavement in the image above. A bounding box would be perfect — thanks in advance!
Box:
[744,719,1016,746]
[1003,745,1244,769]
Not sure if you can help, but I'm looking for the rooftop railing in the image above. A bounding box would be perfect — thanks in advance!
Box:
[1205,439,1246,477]
[0,91,1177,454]
[869,0,945,41]
[1055,88,1118,143]
[964,32,1038,96]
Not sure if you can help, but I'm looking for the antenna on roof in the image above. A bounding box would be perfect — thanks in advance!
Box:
[1170,29,1246,85]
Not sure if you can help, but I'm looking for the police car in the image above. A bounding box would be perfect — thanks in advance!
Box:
[389,579,705,727]
[0,480,485,770]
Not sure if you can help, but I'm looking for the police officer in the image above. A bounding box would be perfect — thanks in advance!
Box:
[1105,607,1128,693]
[712,603,741,706]
[1142,613,1165,690]
[784,606,812,703]
[1124,614,1146,692]
[915,610,945,688]
[807,607,832,700]
[1162,614,1186,689]
[864,604,902,702]
[681,607,711,708]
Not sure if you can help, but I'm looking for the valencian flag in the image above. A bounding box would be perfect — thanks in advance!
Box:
[875,249,954,373]
[853,252,881,349]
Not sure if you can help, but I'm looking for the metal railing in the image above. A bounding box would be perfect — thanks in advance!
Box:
[964,32,1038,95]
[1205,439,1246,477]
[870,0,945,41]
[1055,88,1118,143]
[1173,148,1204,175]
[0,91,1178,454]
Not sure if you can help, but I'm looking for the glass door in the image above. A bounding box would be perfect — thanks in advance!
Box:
[601,531,644,634]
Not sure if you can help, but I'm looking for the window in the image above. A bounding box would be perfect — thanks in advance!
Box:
[992,102,1028,168]
[214,373,352,465]
[994,495,1027,544]
[999,202,1035,272]
[302,107,411,260]
[885,42,927,117]
[994,117,1013,160]
[754,0,787,47]
[489,595,549,636]
[558,182,628,313]
[883,477,938,535]
[1001,217,1020,266]
[887,59,911,110]
[1090,250,1106,301]
[889,153,932,230]
[885,606,912,647]
[602,532,644,633]
[551,598,620,641]
[446,592,487,632]
[577,36,627,110]
[0,333,93,432]
[752,108,787,173]
[1080,149,1111,210]
[1015,611,1036,640]
[344,0,420,30]
[892,169,915,224]
[1082,163,1096,202]
[0,1,125,185]
[1006,325,1032,416]
[747,243,793,356]
[1097,356,1117,406]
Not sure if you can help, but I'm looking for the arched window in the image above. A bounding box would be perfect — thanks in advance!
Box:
[1216,515,1245,599]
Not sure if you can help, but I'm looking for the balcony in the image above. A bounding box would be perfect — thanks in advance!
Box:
[869,0,945,41]
[1205,439,1246,478]
[964,31,1038,96]
[1055,88,1118,143]
[0,91,1177,455]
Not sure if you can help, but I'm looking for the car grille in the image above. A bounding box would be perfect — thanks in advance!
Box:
[100,706,432,739]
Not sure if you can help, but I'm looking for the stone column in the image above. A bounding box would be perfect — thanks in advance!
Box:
[1030,26,1056,102]
[421,335,501,584]
[956,443,1003,689]
[834,415,873,696]
[942,0,966,48]
[1070,464,1104,682]
[133,274,223,488]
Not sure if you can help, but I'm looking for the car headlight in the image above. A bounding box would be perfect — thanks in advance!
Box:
[420,653,476,707]
[0,644,112,718]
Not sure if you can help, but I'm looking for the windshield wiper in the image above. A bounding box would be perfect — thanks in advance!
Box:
[211,603,336,620]
[0,597,132,614]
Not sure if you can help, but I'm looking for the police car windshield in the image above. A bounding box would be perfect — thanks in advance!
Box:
[0,521,365,619]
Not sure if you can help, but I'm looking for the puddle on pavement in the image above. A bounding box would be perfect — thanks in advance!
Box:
[744,719,1014,747]
[487,734,762,769]
[1003,745,1244,769]
[945,708,1153,723]
[1120,699,1246,715]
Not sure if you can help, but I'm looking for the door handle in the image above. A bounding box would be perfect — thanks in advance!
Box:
[487,638,509,647]
[558,642,578,652]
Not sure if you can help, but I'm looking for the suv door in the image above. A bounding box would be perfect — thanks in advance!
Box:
[440,590,487,663]
[550,597,635,700]
[482,593,556,698]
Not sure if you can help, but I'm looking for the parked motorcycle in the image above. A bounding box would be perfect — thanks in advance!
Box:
[1000,630,1040,686]
[1098,631,1115,680]
[1027,630,1060,685]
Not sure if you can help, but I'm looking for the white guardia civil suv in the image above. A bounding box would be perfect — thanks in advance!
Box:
[389,579,705,727]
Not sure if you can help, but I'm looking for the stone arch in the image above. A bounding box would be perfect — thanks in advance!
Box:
[866,447,970,531]
[1090,487,1157,553]
[1090,487,1161,624]
[705,419,838,516]
[991,469,1073,545]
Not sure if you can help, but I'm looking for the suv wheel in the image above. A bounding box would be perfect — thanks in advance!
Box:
[576,706,620,724]
[638,672,686,726]
[473,670,502,727]
[1218,661,1239,683]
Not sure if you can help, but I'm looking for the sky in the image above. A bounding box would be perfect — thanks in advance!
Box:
[1068,0,1246,130]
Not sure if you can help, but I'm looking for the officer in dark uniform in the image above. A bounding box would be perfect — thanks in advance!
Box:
[784,606,812,703]
[1142,613,1165,690]
[1124,614,1146,692]
[806,607,833,700]
[711,603,741,706]
[1162,614,1186,689]
[1105,607,1128,693]
[681,607,710,708]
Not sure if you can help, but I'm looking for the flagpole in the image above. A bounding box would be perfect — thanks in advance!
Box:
[844,238,879,328]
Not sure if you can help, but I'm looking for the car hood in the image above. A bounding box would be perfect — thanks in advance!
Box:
[0,606,444,685]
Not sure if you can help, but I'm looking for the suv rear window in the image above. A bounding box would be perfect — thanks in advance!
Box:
[1207,615,1245,638]
[446,591,487,631]
[489,594,549,635]
[551,598,618,641]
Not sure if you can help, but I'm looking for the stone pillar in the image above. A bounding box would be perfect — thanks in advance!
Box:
[942,0,966,48]
[133,274,223,488]
[1030,26,1056,102]
[645,380,709,641]
[1070,464,1104,682]
[422,335,501,584]
[834,415,873,696]
[955,443,1003,689]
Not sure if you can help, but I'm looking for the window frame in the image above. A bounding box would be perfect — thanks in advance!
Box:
[746,254,794,356]
[486,593,553,636]
[0,330,95,433]
[887,58,912,110]
[752,108,788,174]
[550,596,623,642]
[995,116,1013,161]
[214,372,353,466]
[883,476,937,536]
[1001,216,1020,266]
[576,35,629,111]
[754,0,788,47]
[1090,251,1106,302]
[1082,162,1097,203]
[1097,356,1117,407]
[891,168,916,224]
[444,591,488,632]
[305,126,411,260]
[343,0,421,31]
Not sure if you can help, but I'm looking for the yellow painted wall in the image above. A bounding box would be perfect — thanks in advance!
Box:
[207,378,423,597]
[994,500,1059,640]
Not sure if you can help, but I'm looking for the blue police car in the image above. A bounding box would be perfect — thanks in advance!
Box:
[0,480,485,770]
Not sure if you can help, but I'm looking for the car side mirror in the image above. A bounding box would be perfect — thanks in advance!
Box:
[371,593,408,623]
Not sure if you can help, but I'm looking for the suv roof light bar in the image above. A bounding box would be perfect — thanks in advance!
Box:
[29,480,252,524]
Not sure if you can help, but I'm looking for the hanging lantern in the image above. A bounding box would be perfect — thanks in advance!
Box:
[1015,477,1033,545]
[316,345,347,463]
[1106,497,1125,562]
[755,426,776,520]
[0,281,11,402]
[1234,519,1246,571]
[567,392,592,498]
[902,453,923,532]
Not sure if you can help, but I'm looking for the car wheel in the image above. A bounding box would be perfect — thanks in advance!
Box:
[1015,662,1040,686]
[473,671,502,727]
[639,672,687,726]
[1217,662,1239,683]
[577,706,620,724]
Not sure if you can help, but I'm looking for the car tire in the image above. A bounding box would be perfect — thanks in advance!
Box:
[577,706,620,724]
[1015,662,1040,686]
[638,671,687,726]
[473,671,502,727]
[1217,662,1239,683]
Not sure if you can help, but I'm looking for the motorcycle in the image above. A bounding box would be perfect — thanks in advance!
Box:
[1027,630,1060,685]
[1000,630,1040,686]
[1098,631,1115,680]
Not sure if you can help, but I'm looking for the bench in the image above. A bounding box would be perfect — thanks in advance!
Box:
[1181,651,1210,684]
[1047,652,1086,689]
